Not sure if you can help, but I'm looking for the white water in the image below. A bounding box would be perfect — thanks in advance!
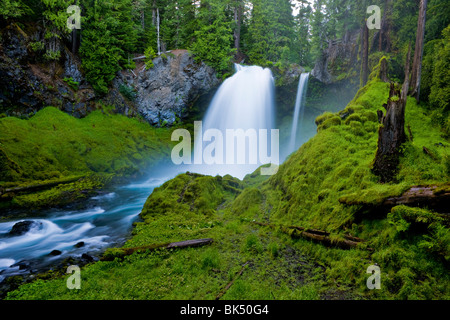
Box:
[0,64,280,282]
[191,64,277,179]
[0,165,183,281]
[288,73,310,154]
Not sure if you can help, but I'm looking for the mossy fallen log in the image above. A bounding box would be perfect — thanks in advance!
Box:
[252,221,366,250]
[340,184,450,216]
[101,238,214,261]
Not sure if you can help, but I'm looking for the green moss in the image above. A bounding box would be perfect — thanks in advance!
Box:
[317,115,341,132]
[5,77,449,301]
[0,107,172,208]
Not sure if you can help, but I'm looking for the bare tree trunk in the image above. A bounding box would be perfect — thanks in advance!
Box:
[71,29,77,54]
[152,0,156,26]
[233,0,242,55]
[361,23,369,87]
[379,0,392,52]
[157,7,161,55]
[409,0,428,102]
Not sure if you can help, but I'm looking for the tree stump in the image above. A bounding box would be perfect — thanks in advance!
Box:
[372,83,407,182]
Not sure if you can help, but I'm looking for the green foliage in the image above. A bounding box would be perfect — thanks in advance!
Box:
[0,0,30,19]
[0,107,172,185]
[428,25,450,113]
[144,45,157,69]
[63,77,79,91]
[119,84,136,101]
[189,1,234,75]
[79,0,138,95]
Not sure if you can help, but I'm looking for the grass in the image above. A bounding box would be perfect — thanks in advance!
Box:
[5,78,450,300]
[0,107,173,209]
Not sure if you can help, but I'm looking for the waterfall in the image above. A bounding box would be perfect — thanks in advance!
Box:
[288,72,310,154]
[191,64,277,179]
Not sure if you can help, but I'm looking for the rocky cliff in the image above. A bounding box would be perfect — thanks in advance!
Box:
[311,30,360,85]
[116,50,221,127]
[0,24,220,125]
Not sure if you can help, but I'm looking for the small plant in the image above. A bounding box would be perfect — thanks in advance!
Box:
[119,84,136,101]
[29,41,45,53]
[144,46,157,69]
[63,77,79,91]
[43,49,61,61]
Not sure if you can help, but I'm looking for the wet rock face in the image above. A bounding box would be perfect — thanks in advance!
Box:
[130,51,221,126]
[0,24,219,125]
[0,23,97,118]
[311,30,359,84]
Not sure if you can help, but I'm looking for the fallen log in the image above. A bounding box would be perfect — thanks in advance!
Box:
[340,184,450,217]
[101,238,214,261]
[382,185,449,214]
[216,262,249,300]
[252,221,366,250]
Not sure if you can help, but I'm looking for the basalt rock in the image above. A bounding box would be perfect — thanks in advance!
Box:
[119,50,221,127]
[311,30,359,85]
[0,23,97,118]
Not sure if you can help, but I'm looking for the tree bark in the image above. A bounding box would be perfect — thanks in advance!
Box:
[233,0,243,55]
[379,57,389,82]
[372,44,411,182]
[361,22,369,87]
[340,184,450,218]
[409,0,428,102]
[378,0,392,52]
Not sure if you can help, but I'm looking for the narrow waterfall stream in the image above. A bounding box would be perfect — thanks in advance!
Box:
[288,73,310,154]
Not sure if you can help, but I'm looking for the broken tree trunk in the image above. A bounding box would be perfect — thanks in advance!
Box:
[409,0,428,102]
[379,57,389,82]
[101,238,214,261]
[372,44,411,183]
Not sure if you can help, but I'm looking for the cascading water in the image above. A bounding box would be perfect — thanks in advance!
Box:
[191,64,277,179]
[0,164,184,281]
[0,64,279,282]
[288,73,310,154]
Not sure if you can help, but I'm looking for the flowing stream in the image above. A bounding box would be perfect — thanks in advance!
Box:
[0,64,283,282]
[0,165,184,281]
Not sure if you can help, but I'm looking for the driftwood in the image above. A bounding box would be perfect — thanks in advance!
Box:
[252,222,366,250]
[101,238,214,261]
[215,262,249,300]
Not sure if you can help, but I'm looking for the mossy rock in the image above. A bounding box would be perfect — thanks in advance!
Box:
[317,116,342,132]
